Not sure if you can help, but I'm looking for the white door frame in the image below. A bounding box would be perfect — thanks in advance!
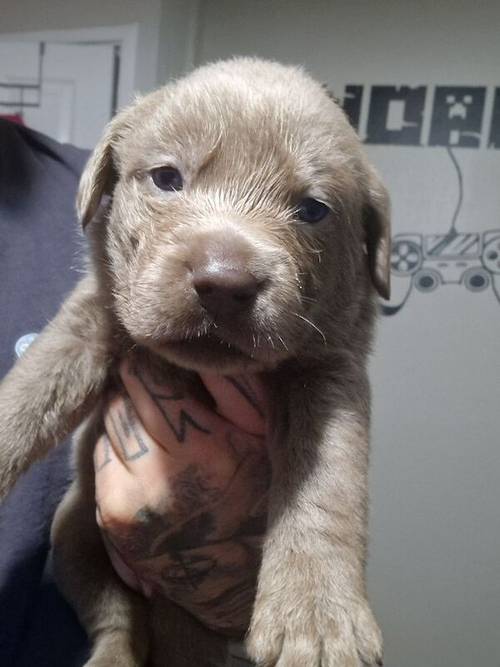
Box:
[0,24,138,112]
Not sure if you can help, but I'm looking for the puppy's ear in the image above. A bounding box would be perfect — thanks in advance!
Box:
[363,166,391,300]
[77,109,130,228]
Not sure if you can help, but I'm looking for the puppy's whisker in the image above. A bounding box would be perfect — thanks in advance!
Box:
[293,313,327,345]
[277,334,289,352]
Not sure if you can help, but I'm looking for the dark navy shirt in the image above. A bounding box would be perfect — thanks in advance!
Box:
[0,119,90,666]
[0,120,254,667]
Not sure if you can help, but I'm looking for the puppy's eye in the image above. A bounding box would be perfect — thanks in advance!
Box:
[150,166,183,192]
[296,198,331,223]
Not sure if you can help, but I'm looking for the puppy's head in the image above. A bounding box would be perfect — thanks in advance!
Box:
[78,58,390,374]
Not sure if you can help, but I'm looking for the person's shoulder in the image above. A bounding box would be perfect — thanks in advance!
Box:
[0,118,89,176]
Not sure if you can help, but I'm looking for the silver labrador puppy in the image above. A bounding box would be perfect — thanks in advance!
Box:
[0,58,390,666]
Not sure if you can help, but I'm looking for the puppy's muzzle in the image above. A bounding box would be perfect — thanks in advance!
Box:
[189,230,266,320]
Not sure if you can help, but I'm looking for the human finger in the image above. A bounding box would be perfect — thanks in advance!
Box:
[96,393,175,522]
[200,373,267,435]
[119,358,220,455]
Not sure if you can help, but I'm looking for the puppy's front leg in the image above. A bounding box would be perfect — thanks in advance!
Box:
[0,275,115,499]
[247,367,382,667]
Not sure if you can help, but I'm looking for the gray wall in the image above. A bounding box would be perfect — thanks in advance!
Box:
[157,0,200,85]
[193,3,500,667]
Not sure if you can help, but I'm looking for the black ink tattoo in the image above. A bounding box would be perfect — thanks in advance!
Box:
[162,552,218,591]
[117,398,149,460]
[227,375,264,418]
[95,433,112,471]
[199,577,257,620]
[133,366,211,443]
[108,410,127,457]
[108,401,149,462]
[152,511,217,556]
[173,464,220,513]
[135,507,173,534]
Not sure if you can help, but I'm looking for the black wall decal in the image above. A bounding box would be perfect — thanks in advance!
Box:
[366,86,426,146]
[429,87,486,148]
[489,87,500,148]
[342,85,363,131]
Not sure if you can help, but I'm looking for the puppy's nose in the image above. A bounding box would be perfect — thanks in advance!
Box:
[189,231,263,318]
[193,268,260,317]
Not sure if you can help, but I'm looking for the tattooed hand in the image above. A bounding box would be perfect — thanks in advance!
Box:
[94,358,270,637]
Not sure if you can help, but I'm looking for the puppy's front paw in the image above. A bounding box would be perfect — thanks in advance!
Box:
[246,596,382,667]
